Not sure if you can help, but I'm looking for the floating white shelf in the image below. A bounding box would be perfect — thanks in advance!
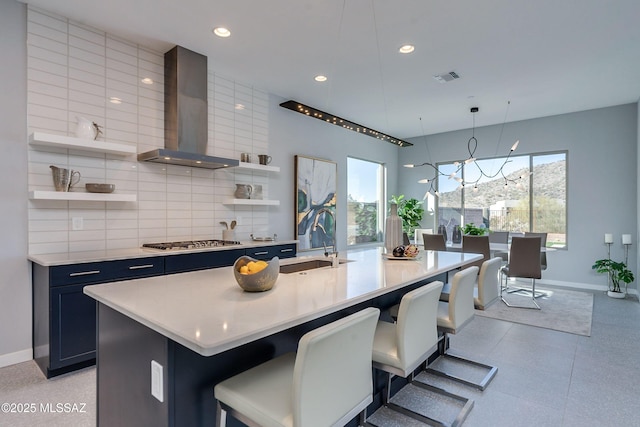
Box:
[29,191,137,202]
[29,132,136,156]
[224,199,280,206]
[236,162,280,173]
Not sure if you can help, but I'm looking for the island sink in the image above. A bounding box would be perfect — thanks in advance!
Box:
[279,258,350,274]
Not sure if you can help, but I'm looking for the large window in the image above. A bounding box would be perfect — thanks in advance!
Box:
[436,151,567,248]
[347,157,385,245]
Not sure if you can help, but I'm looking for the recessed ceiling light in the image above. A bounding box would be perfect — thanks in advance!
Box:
[141,77,153,85]
[314,75,327,82]
[213,27,231,38]
[109,97,122,104]
[399,44,415,54]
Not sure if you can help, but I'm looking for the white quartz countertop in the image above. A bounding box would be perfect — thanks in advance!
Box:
[28,240,298,266]
[84,247,481,357]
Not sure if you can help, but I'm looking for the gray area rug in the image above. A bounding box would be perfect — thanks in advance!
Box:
[476,286,593,336]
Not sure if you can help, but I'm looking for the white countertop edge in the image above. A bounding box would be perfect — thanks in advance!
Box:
[28,240,299,266]
[84,250,481,357]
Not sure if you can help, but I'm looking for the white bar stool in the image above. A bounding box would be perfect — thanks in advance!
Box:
[427,266,498,391]
[214,307,380,427]
[371,281,473,426]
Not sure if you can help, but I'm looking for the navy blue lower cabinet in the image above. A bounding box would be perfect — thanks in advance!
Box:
[50,283,96,370]
[32,257,165,378]
[246,243,297,260]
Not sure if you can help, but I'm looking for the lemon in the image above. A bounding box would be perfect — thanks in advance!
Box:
[248,261,267,274]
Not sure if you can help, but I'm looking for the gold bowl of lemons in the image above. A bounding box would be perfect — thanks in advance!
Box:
[233,256,280,292]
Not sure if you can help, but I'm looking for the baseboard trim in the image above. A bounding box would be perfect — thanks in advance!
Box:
[0,348,32,368]
[509,278,638,296]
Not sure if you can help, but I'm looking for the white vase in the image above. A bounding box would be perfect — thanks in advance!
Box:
[385,204,403,253]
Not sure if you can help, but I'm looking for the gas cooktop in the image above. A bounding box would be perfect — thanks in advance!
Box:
[142,239,241,251]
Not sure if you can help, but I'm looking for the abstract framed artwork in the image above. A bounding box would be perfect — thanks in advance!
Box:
[295,155,337,251]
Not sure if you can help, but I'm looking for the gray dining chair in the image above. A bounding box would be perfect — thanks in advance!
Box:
[423,233,447,251]
[488,231,509,262]
[500,236,543,309]
[524,232,548,271]
[462,235,490,271]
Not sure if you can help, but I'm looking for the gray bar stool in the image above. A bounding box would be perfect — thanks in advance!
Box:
[371,281,473,426]
[214,307,380,427]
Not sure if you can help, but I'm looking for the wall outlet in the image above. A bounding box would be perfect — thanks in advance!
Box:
[151,360,164,402]
[72,217,83,231]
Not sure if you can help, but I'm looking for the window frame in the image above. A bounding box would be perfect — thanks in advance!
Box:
[346,156,387,247]
[436,149,568,249]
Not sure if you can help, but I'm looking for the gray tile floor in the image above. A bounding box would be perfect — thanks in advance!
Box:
[0,288,638,426]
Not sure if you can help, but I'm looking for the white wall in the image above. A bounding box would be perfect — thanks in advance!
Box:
[0,0,31,367]
[268,96,401,253]
[399,104,639,289]
[26,7,273,255]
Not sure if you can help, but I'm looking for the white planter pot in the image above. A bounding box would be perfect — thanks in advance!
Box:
[607,290,626,299]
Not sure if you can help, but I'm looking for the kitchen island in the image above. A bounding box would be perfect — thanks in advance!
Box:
[84,247,481,426]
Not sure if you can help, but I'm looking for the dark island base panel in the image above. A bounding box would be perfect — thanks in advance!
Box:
[96,275,444,427]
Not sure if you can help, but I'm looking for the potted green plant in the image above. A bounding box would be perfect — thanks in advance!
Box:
[592,258,634,298]
[390,195,424,238]
[462,223,488,236]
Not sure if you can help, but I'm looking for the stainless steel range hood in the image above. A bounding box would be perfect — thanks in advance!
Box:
[137,46,239,170]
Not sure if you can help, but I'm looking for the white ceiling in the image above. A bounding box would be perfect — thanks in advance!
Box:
[22,0,640,139]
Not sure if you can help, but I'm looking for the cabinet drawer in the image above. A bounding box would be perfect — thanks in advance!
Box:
[165,249,245,274]
[50,257,165,287]
[246,244,297,260]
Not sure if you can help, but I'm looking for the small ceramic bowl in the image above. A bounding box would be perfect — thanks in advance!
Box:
[233,256,279,292]
[86,183,115,193]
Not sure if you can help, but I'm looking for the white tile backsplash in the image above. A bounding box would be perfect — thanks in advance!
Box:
[27,7,273,255]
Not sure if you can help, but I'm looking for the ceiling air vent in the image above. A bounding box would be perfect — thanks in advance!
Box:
[433,71,460,83]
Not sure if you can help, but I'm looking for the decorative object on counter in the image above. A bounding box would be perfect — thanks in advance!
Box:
[258,154,272,165]
[50,165,81,192]
[390,194,424,238]
[389,244,419,258]
[75,116,102,140]
[240,153,251,163]
[234,184,253,199]
[384,202,403,253]
[250,234,277,242]
[295,155,337,251]
[233,255,279,292]
[220,220,237,241]
[85,183,115,193]
[403,244,419,257]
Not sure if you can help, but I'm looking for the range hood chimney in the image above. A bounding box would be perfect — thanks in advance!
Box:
[137,46,239,169]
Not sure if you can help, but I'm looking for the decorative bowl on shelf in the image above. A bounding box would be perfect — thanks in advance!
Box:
[86,183,115,193]
[233,256,279,292]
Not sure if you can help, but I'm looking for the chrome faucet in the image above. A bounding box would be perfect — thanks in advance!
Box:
[312,207,339,267]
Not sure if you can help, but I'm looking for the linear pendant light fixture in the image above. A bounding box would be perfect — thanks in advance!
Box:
[279,100,413,147]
